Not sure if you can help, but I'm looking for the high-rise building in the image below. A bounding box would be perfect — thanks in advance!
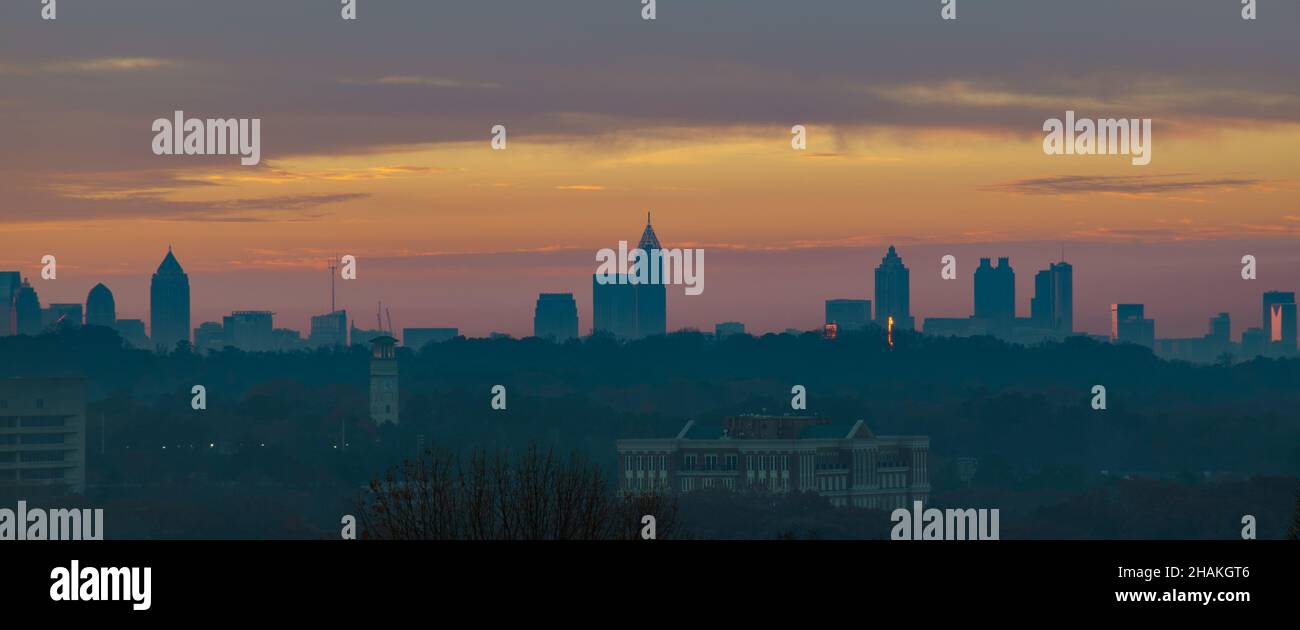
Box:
[0,272,21,336]
[1262,291,1297,352]
[715,322,745,338]
[592,274,638,339]
[825,299,871,331]
[1031,261,1073,333]
[974,257,1015,320]
[85,283,116,328]
[0,377,86,494]
[13,279,41,336]
[1111,304,1155,347]
[634,214,667,338]
[873,245,913,330]
[309,310,348,348]
[369,336,399,425]
[222,311,274,352]
[533,293,578,341]
[193,322,225,353]
[150,248,190,351]
[402,327,459,351]
[1207,312,1230,345]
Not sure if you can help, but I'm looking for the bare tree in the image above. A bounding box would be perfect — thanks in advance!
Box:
[359,444,678,540]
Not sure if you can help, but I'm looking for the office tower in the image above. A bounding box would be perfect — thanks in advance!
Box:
[193,322,225,353]
[1031,261,1073,333]
[0,378,86,494]
[1207,312,1230,345]
[150,247,191,351]
[43,304,83,330]
[593,274,638,339]
[715,322,745,338]
[534,293,579,342]
[402,327,459,351]
[14,279,42,336]
[0,272,20,335]
[113,320,149,348]
[874,245,913,330]
[369,335,399,425]
[974,257,1015,320]
[1262,291,1297,352]
[825,299,871,331]
[634,214,667,338]
[222,311,274,351]
[85,283,116,328]
[1111,304,1155,347]
[309,310,348,348]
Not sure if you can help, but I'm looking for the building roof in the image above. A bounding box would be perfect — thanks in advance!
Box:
[637,213,661,251]
[156,248,185,275]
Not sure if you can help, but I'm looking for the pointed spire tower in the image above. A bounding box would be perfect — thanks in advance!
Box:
[634,213,666,338]
[150,247,191,351]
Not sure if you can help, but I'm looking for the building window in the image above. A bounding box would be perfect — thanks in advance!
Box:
[781,455,788,471]
[683,454,696,471]
[35,399,44,409]
[704,454,717,471]
[724,454,737,471]
[385,405,391,414]
[636,455,643,471]
[659,455,666,471]
[625,457,633,472]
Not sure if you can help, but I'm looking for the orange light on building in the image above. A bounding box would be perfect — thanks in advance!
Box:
[887,316,895,349]
[823,322,838,340]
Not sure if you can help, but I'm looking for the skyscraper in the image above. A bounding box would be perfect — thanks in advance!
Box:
[874,245,913,330]
[222,311,274,352]
[85,283,116,328]
[0,272,20,336]
[14,278,41,336]
[1111,303,1155,347]
[1262,291,1297,352]
[973,257,1015,320]
[1031,261,1073,333]
[634,214,667,338]
[309,310,348,348]
[534,293,578,341]
[150,247,191,351]
[825,299,871,331]
[592,274,638,339]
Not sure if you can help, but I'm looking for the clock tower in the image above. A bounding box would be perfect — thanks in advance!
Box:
[369,335,399,425]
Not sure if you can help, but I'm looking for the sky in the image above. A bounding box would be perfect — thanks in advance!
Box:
[0,0,1297,339]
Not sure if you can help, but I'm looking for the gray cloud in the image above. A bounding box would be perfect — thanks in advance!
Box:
[984,174,1269,196]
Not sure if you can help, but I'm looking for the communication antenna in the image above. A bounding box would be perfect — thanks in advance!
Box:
[386,308,393,335]
[328,258,337,313]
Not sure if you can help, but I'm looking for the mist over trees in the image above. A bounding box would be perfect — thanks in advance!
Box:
[3,325,1297,538]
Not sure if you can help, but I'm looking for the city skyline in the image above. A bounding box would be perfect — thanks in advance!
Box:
[3,237,1296,358]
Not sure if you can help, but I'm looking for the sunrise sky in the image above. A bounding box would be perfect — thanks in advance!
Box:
[1,1,1297,338]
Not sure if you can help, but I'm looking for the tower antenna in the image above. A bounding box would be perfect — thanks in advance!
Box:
[328,258,337,313]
